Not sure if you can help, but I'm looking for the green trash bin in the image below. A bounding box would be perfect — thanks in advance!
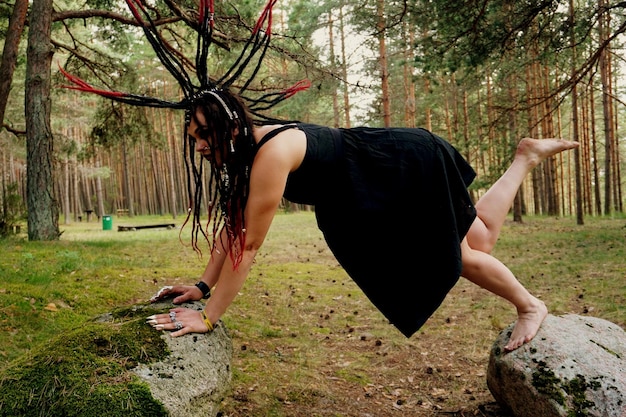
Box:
[102,215,113,231]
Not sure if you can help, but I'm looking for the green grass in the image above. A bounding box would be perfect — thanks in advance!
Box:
[0,212,625,416]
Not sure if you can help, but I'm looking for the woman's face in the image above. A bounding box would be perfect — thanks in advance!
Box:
[188,110,223,165]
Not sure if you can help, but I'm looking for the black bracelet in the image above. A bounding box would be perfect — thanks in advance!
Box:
[195,281,211,299]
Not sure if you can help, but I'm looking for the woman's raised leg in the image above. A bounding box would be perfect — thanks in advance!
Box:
[467,138,578,253]
[460,138,577,350]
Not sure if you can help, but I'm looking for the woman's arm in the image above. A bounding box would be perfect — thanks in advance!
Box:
[149,228,229,304]
[159,129,306,336]
[198,136,296,329]
[198,227,230,289]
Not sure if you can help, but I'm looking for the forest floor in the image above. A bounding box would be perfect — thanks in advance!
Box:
[209,214,624,417]
[1,213,623,417]
[217,276,516,417]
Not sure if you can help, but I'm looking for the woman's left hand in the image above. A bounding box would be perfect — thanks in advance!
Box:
[146,307,211,337]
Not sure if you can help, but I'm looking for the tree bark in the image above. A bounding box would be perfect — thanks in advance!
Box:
[121,139,135,217]
[403,19,415,128]
[338,4,351,128]
[598,0,613,215]
[95,158,105,218]
[26,0,59,240]
[0,0,29,128]
[377,0,390,127]
[570,0,584,225]
[328,12,340,128]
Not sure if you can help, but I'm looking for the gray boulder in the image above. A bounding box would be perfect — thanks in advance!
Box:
[487,314,626,417]
[128,300,233,417]
[0,301,232,417]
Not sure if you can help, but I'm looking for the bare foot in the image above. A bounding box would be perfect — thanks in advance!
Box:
[504,297,548,352]
[515,138,579,169]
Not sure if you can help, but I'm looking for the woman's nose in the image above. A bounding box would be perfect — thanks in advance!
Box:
[195,139,210,153]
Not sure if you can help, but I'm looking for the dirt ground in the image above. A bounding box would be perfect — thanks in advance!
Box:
[220,334,514,417]
[213,215,622,417]
[218,277,519,417]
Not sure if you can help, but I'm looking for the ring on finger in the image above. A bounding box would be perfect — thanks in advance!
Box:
[169,311,177,322]
[174,321,183,330]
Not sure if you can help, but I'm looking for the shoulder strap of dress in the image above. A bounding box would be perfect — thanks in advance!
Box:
[256,124,298,150]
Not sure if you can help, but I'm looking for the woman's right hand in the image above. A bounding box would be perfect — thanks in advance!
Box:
[149,285,203,304]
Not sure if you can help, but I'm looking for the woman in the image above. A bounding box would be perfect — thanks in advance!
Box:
[61,0,578,351]
[146,89,578,352]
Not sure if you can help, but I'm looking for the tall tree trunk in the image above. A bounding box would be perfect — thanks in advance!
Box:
[338,4,351,128]
[121,139,135,217]
[507,81,523,223]
[377,0,390,127]
[570,0,584,225]
[63,157,70,224]
[588,81,601,216]
[526,61,541,215]
[423,76,432,132]
[403,19,416,128]
[610,58,622,213]
[486,75,496,171]
[598,0,613,215]
[95,158,105,218]
[26,0,59,240]
[580,84,591,215]
[328,12,340,128]
[165,107,178,219]
[0,0,29,128]
[541,66,558,216]
[462,90,469,160]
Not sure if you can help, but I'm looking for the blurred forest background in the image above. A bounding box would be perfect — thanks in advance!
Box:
[1,0,625,241]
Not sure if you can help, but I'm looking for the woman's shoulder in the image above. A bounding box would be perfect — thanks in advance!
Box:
[254,123,302,143]
[253,124,307,172]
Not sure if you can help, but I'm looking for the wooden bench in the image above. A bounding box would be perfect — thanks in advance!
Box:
[116,209,129,216]
[117,223,175,232]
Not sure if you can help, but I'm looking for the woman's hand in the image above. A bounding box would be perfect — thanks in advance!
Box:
[146,307,211,337]
[149,285,203,304]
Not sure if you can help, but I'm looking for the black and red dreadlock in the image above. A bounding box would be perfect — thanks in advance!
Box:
[61,0,310,268]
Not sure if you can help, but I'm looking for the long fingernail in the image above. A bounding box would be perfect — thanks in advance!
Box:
[155,325,165,331]
[146,315,157,320]
[146,319,158,325]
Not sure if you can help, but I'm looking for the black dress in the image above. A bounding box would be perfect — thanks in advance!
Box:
[256,123,477,337]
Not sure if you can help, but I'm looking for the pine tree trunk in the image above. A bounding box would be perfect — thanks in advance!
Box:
[95,158,105,218]
[338,4,351,128]
[598,0,613,215]
[166,106,179,219]
[507,82,522,223]
[377,0,390,127]
[423,76,432,132]
[121,139,135,217]
[403,20,415,128]
[328,12,340,128]
[26,0,59,240]
[610,59,622,213]
[570,0,584,225]
[0,0,28,127]
[63,157,70,224]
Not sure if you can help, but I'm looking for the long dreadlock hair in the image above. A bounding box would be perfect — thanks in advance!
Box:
[61,0,310,268]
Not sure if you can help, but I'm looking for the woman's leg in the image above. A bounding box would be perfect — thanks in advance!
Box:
[467,138,578,253]
[460,238,548,351]
[461,138,577,350]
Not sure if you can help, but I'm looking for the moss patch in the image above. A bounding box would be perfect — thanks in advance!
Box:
[0,306,171,417]
[532,361,601,417]
[532,361,566,406]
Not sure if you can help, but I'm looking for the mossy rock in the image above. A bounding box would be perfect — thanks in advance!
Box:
[487,314,626,417]
[0,304,180,416]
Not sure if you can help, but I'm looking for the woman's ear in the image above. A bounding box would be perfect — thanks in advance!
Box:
[231,120,240,137]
